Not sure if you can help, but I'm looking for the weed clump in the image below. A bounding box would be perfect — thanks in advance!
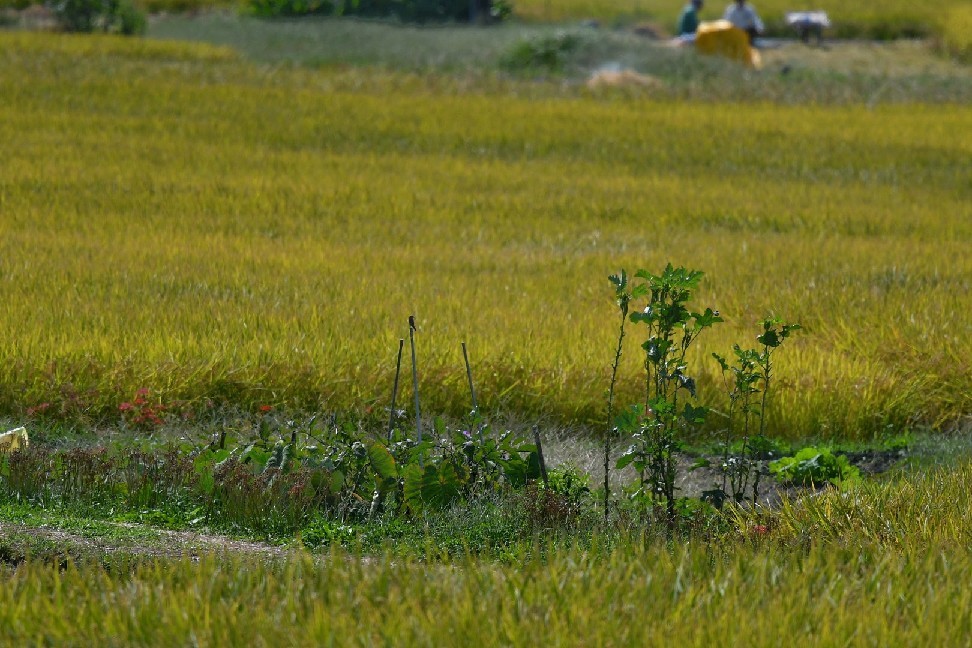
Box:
[499,31,584,73]
[769,446,860,486]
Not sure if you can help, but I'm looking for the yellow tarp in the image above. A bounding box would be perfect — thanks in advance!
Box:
[0,427,28,455]
[695,20,762,69]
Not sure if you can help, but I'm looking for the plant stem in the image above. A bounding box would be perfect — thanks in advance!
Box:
[759,348,771,439]
[605,299,627,522]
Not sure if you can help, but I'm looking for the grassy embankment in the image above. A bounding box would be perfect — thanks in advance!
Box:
[1,32,970,440]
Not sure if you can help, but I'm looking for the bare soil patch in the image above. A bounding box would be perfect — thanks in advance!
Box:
[0,520,294,565]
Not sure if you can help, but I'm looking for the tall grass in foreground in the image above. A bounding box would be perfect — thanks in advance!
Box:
[3,462,972,644]
[6,462,972,645]
[3,544,968,645]
[0,34,969,439]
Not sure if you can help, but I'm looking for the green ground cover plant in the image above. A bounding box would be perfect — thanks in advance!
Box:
[0,33,969,441]
[0,419,541,537]
[769,445,861,486]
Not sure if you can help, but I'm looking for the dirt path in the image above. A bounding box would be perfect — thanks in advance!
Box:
[0,520,295,563]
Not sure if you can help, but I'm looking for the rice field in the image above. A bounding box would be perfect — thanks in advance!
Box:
[0,32,969,439]
[0,16,970,646]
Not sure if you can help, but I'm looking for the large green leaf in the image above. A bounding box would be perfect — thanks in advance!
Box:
[367,443,397,480]
[403,464,425,512]
[424,462,460,507]
[404,463,462,511]
[330,469,346,494]
[501,457,528,487]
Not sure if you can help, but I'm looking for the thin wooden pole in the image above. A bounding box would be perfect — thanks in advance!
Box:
[532,425,549,489]
[461,341,485,443]
[388,339,404,443]
[461,341,478,413]
[409,315,422,444]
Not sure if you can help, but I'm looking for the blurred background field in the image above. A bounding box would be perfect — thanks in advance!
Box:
[0,33,969,440]
[3,0,972,46]
[511,0,970,41]
[143,13,971,105]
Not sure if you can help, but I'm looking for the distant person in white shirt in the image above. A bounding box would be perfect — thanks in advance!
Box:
[723,0,764,44]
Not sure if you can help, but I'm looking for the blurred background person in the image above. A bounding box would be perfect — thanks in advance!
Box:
[677,0,704,37]
[723,0,764,44]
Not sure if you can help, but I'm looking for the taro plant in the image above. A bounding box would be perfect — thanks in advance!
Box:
[396,417,540,515]
[708,317,802,506]
[615,265,722,527]
[769,446,860,486]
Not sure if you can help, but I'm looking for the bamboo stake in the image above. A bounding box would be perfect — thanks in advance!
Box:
[409,315,422,444]
[461,341,478,412]
[387,339,404,443]
[532,424,549,489]
[461,341,484,443]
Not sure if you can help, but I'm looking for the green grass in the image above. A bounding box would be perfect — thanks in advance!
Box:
[0,32,970,440]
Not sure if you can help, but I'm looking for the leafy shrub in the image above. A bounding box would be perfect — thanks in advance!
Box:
[710,318,801,506]
[395,0,465,22]
[247,0,506,22]
[499,31,583,73]
[50,0,146,35]
[489,0,511,20]
[546,464,590,503]
[770,447,860,486]
[141,0,224,11]
[612,265,721,527]
[523,463,591,526]
[299,518,356,547]
[115,0,146,34]
[248,0,334,18]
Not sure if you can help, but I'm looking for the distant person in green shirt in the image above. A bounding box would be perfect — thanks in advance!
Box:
[677,0,704,37]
